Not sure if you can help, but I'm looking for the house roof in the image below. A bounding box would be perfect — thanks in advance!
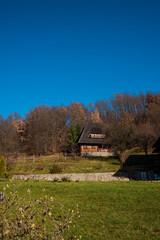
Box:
[152,137,160,153]
[77,121,106,145]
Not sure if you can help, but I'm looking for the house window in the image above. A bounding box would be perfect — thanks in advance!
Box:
[141,172,147,180]
[83,145,87,149]
[89,134,105,139]
[154,173,160,180]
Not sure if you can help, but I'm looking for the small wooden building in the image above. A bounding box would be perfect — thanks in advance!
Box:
[78,121,113,157]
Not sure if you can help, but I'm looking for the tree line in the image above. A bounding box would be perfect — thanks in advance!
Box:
[0,92,160,159]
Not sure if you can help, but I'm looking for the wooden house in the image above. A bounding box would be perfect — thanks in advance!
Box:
[77,110,113,156]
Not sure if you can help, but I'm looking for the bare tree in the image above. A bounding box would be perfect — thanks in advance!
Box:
[0,115,19,159]
[135,122,156,156]
[67,102,88,128]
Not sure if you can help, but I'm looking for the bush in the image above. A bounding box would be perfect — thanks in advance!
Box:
[62,176,71,182]
[49,163,63,174]
[6,159,14,172]
[0,156,6,179]
[52,177,59,182]
[35,163,45,171]
[4,171,13,179]
[0,182,79,239]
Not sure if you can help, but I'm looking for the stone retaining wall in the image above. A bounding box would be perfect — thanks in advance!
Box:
[13,172,129,182]
[81,152,114,157]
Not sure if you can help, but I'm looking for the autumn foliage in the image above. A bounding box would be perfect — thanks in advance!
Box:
[0,93,159,159]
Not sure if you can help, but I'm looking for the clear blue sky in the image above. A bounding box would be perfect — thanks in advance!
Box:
[0,0,160,118]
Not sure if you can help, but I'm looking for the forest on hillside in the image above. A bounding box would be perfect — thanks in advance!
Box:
[0,92,160,159]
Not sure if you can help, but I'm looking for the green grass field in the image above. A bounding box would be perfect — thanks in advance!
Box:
[1,180,160,239]
[7,154,120,174]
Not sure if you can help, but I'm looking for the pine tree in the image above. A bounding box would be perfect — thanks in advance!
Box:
[66,124,81,154]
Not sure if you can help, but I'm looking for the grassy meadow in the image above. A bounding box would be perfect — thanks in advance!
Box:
[7,151,160,176]
[0,180,160,240]
[7,154,120,175]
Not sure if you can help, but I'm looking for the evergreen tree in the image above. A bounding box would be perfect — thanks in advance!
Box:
[66,124,81,154]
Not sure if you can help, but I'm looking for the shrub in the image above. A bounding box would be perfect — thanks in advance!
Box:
[6,159,14,172]
[49,164,63,174]
[62,176,71,182]
[0,156,6,179]
[4,171,12,179]
[0,182,79,239]
[35,163,45,171]
[52,177,59,182]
